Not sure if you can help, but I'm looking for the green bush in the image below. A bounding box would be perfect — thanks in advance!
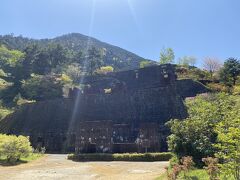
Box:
[206,83,229,93]
[95,66,114,74]
[0,107,12,120]
[169,154,180,168]
[68,152,172,162]
[21,74,64,101]
[176,66,211,81]
[167,93,240,164]
[233,85,240,95]
[0,134,32,163]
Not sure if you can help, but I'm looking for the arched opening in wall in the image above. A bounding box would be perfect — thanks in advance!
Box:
[135,70,139,79]
[113,143,137,153]
[37,136,45,150]
[68,134,76,152]
[86,143,96,153]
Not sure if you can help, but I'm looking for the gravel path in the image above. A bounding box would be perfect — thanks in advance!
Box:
[0,154,168,180]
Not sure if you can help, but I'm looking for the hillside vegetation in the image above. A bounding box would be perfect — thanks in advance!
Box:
[164,57,240,179]
[0,33,152,71]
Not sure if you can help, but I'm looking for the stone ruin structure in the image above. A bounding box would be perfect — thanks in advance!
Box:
[0,64,208,153]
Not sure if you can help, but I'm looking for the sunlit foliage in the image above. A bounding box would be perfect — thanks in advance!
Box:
[0,134,32,163]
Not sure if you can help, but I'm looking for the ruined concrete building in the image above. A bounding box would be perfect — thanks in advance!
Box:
[0,65,208,153]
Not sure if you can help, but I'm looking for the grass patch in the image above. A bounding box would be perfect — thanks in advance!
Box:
[178,169,208,180]
[156,169,207,180]
[156,169,236,180]
[20,153,43,162]
[155,172,168,180]
[0,153,43,166]
[68,152,172,162]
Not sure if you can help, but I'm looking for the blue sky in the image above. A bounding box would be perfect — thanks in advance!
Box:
[0,0,239,65]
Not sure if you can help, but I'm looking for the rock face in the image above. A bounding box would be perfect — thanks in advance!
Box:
[0,65,208,153]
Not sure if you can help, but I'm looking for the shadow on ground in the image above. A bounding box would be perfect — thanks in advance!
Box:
[0,159,27,166]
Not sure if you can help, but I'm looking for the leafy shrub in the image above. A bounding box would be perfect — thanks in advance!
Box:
[140,61,153,68]
[95,66,114,74]
[181,156,195,179]
[169,154,180,168]
[68,152,172,162]
[176,66,210,80]
[215,111,240,180]
[167,93,238,164]
[40,147,46,154]
[207,83,229,93]
[60,74,72,84]
[0,77,10,90]
[233,85,240,95]
[0,134,32,163]
[13,93,35,106]
[0,107,12,120]
[33,147,46,154]
[166,156,194,180]
[22,74,64,101]
[202,157,219,180]
[167,164,182,180]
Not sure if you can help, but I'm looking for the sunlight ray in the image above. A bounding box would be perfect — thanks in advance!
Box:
[67,0,97,140]
[126,0,141,31]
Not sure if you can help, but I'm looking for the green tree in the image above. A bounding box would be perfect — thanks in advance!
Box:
[0,45,25,104]
[0,45,24,68]
[73,51,84,65]
[31,44,69,75]
[140,60,152,68]
[21,74,64,101]
[22,44,41,78]
[167,94,235,163]
[0,69,9,90]
[0,45,25,83]
[64,63,82,84]
[86,47,103,75]
[215,103,240,180]
[220,58,240,86]
[159,47,175,64]
[178,56,197,67]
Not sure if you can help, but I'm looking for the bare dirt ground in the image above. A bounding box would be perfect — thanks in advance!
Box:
[0,154,168,180]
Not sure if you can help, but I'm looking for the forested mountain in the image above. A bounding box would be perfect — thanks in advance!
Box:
[0,33,153,71]
[0,33,156,108]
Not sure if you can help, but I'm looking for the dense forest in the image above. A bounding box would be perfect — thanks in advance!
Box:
[0,33,152,71]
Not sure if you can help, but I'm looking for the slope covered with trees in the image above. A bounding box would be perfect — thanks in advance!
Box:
[0,33,155,107]
[0,33,152,71]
